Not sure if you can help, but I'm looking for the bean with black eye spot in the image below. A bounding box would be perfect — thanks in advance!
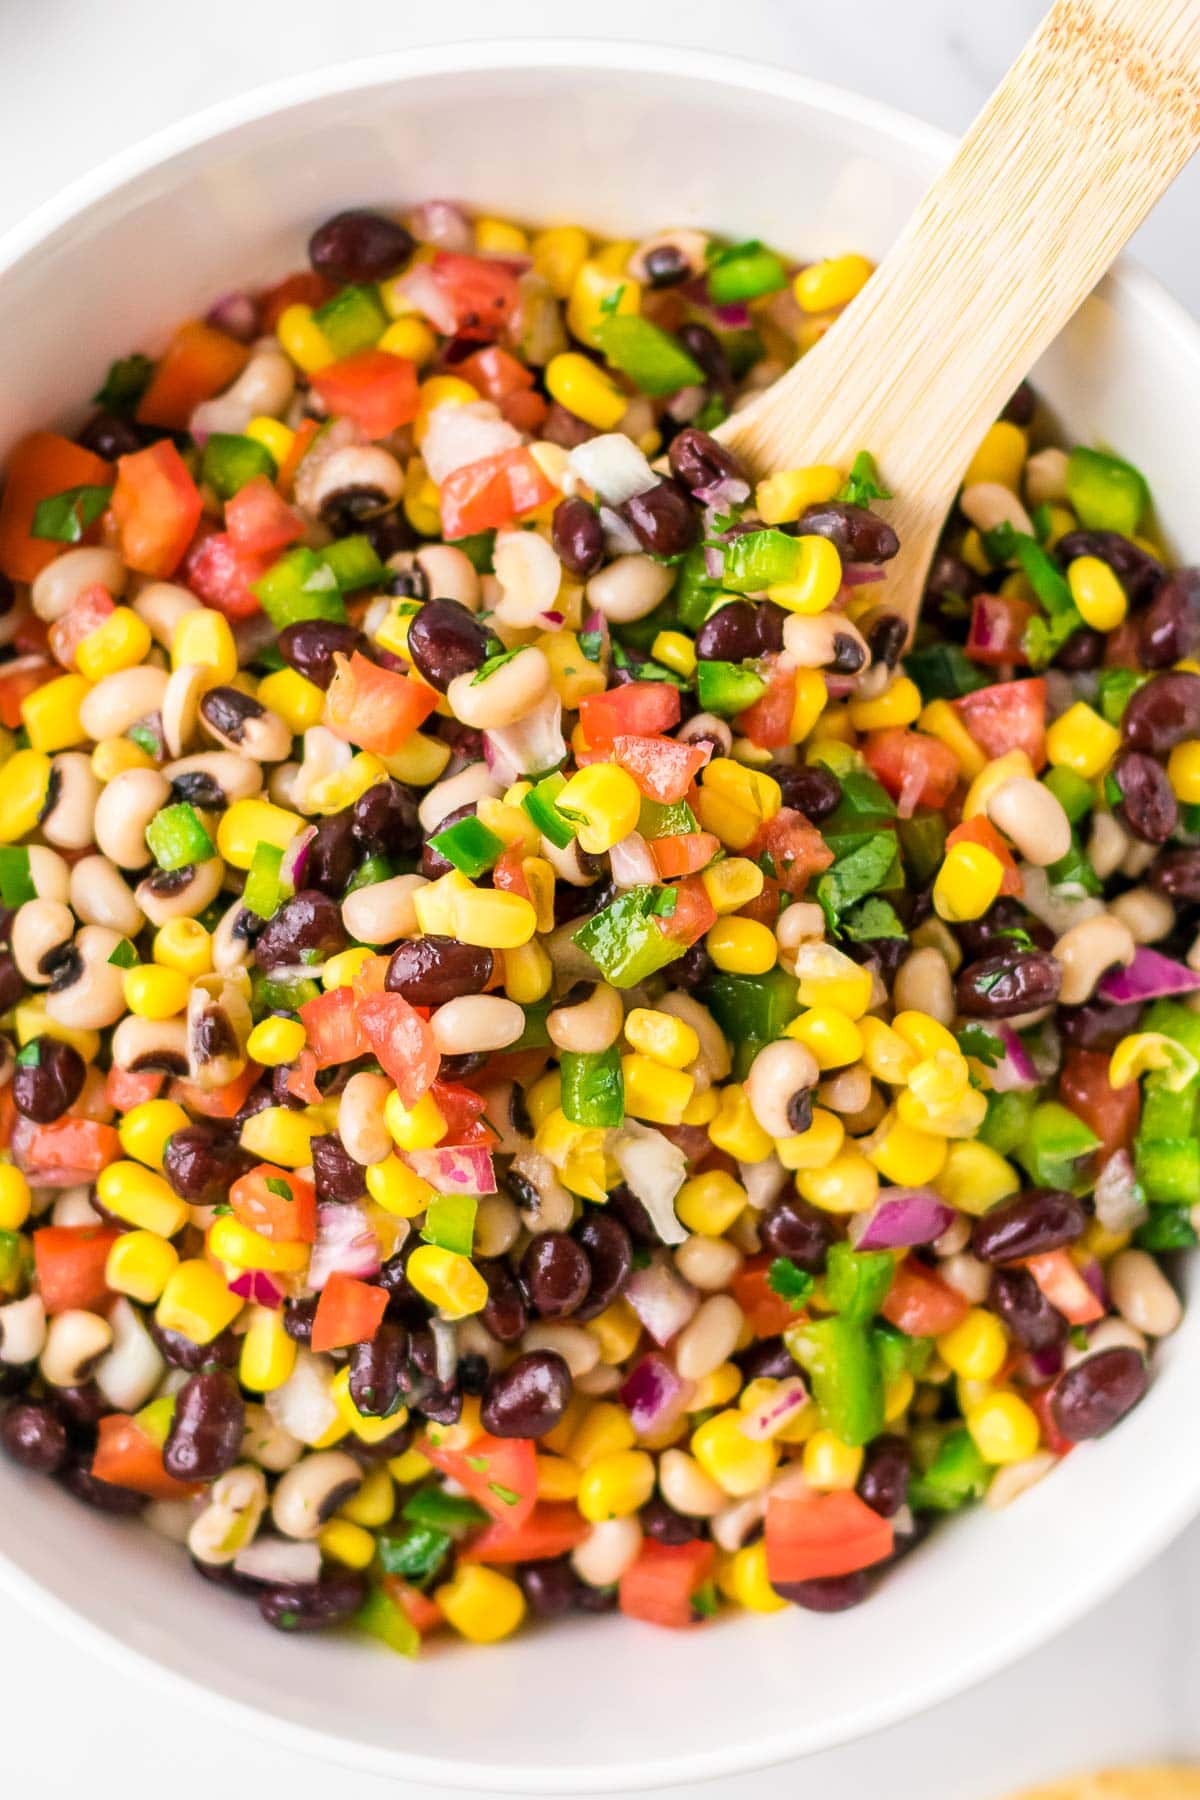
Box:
[1112,750,1177,843]
[521,1232,590,1318]
[278,621,365,691]
[552,497,606,577]
[695,600,764,663]
[308,209,414,283]
[457,1353,489,1396]
[407,599,491,693]
[163,1124,255,1206]
[162,1371,244,1482]
[856,1434,910,1517]
[259,1569,369,1632]
[439,1051,488,1080]
[860,608,908,669]
[1137,567,1200,665]
[1050,1346,1148,1441]
[481,1349,572,1438]
[352,779,421,857]
[771,764,841,822]
[318,484,394,537]
[0,949,21,1013]
[795,501,899,564]
[988,1267,1068,1352]
[253,890,347,971]
[305,809,358,894]
[667,426,744,494]
[1121,671,1200,754]
[1149,847,1200,902]
[971,1188,1085,1264]
[386,934,494,1005]
[573,1212,633,1321]
[619,478,699,558]
[478,1259,528,1344]
[311,1133,366,1202]
[520,1557,583,1618]
[759,1196,834,1271]
[12,1036,85,1122]
[956,950,1061,1018]
[641,1496,701,1544]
[0,1401,68,1473]
[348,1322,409,1417]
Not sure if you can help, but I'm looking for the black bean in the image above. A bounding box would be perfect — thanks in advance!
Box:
[1138,568,1200,665]
[675,326,732,398]
[551,497,606,578]
[573,1212,634,1321]
[1121,671,1200,754]
[795,501,898,564]
[954,897,1054,960]
[60,1458,146,1513]
[695,600,764,663]
[856,1434,910,1518]
[541,401,595,449]
[925,550,981,607]
[988,1267,1068,1352]
[1052,627,1106,672]
[642,1496,703,1544]
[278,620,365,691]
[0,949,21,1014]
[282,1297,318,1346]
[163,1124,255,1206]
[163,1371,244,1483]
[77,412,144,460]
[457,1352,489,1397]
[1056,531,1165,608]
[776,1572,871,1612]
[308,209,414,284]
[478,1259,529,1345]
[352,779,421,858]
[318,483,395,537]
[407,599,491,692]
[667,426,745,495]
[1058,997,1143,1051]
[386,934,493,1005]
[756,602,788,653]
[258,1569,369,1632]
[662,941,713,991]
[770,764,842,823]
[481,1349,572,1438]
[347,1322,409,1417]
[420,802,476,879]
[574,1582,619,1614]
[253,890,347,971]
[1150,848,1200,903]
[971,1188,1086,1264]
[643,243,692,287]
[521,1232,591,1317]
[1112,750,1177,843]
[147,1320,238,1372]
[619,479,699,558]
[736,1336,797,1382]
[759,1196,835,1271]
[1001,381,1037,426]
[311,1133,366,1202]
[362,506,418,563]
[0,1401,68,1473]
[956,950,1062,1018]
[519,1557,583,1618]
[305,809,359,895]
[12,1037,85,1123]
[1050,1346,1149,1442]
[605,1181,660,1247]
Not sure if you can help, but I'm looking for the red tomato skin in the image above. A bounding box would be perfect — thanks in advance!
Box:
[966,593,1034,667]
[1059,1048,1139,1159]
[657,876,717,947]
[49,584,115,669]
[0,433,113,585]
[169,1061,261,1121]
[309,350,419,439]
[182,524,272,620]
[863,728,960,813]
[611,733,709,802]
[619,1540,715,1629]
[310,1271,389,1353]
[299,986,368,1068]
[438,446,556,539]
[579,683,682,748]
[430,253,521,341]
[91,1415,199,1500]
[753,807,835,895]
[111,440,203,579]
[136,320,249,432]
[953,677,1047,770]
[230,1164,318,1245]
[1023,1249,1104,1325]
[765,1492,894,1584]
[650,832,721,879]
[0,658,55,729]
[736,662,795,749]
[459,1502,589,1565]
[325,651,438,755]
[880,1260,970,1336]
[732,1254,802,1338]
[421,1432,537,1527]
[258,271,335,331]
[33,1225,120,1313]
[356,991,439,1108]
[18,1119,121,1184]
[105,1067,164,1112]
[225,475,305,556]
[457,345,535,400]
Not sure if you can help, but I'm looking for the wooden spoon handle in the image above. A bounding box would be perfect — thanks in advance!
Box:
[722,0,1200,623]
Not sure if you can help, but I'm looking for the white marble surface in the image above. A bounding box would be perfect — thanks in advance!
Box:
[1,2,1198,1795]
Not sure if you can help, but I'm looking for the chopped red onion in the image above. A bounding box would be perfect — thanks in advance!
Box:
[430,1318,458,1386]
[693,476,751,509]
[823,673,857,701]
[406,1145,497,1196]
[738,1155,789,1211]
[1094,1149,1148,1234]
[1080,1257,1108,1311]
[390,262,457,335]
[609,831,658,889]
[619,1352,694,1433]
[848,1190,956,1251]
[410,200,473,252]
[1099,945,1200,1004]
[624,1256,699,1346]
[703,544,726,580]
[1026,1344,1065,1382]
[234,1537,322,1585]
[988,1024,1040,1093]
[840,564,887,586]
[612,1121,688,1245]
[307,1202,380,1291]
[229,1270,284,1308]
[206,290,260,342]
[280,824,317,895]
[538,610,565,630]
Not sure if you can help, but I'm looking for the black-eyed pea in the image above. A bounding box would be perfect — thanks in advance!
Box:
[657,991,731,1083]
[341,873,427,945]
[417,761,503,834]
[165,751,264,807]
[270,1451,363,1540]
[31,547,127,622]
[136,859,225,928]
[1053,912,1136,1006]
[79,666,170,743]
[986,777,1072,867]
[388,543,483,612]
[1109,885,1175,944]
[21,846,70,905]
[39,1308,113,1387]
[1023,447,1070,507]
[199,687,293,762]
[338,1071,393,1166]
[110,1014,190,1075]
[305,444,403,519]
[212,898,253,976]
[674,1233,743,1292]
[474,1191,521,1258]
[893,946,955,1023]
[40,753,100,852]
[570,1515,642,1587]
[674,1295,744,1381]
[657,1447,726,1518]
[191,348,295,437]
[95,767,172,869]
[445,646,551,729]
[11,898,75,986]
[1088,811,1130,881]
[547,982,623,1054]
[745,1038,820,1138]
[132,581,204,650]
[162,662,210,759]
[959,482,1034,535]
[69,855,145,936]
[1108,1248,1182,1337]
[45,925,127,1030]
[431,994,524,1056]
[585,554,675,623]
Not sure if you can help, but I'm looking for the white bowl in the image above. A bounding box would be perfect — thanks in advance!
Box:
[2,39,1199,1796]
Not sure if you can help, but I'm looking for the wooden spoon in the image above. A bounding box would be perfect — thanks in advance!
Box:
[717,0,1200,632]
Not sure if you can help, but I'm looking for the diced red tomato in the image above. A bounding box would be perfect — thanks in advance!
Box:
[230,1163,318,1245]
[438,445,557,540]
[310,1271,389,1353]
[111,440,203,578]
[650,831,721,879]
[0,433,113,585]
[733,1253,803,1338]
[91,1414,198,1500]
[656,875,717,948]
[863,728,960,816]
[276,417,321,498]
[765,1491,893,1585]
[258,270,335,332]
[457,345,535,401]
[309,350,420,440]
[945,815,1023,897]
[460,1502,588,1565]
[283,1051,321,1106]
[0,657,55,729]
[421,1431,537,1527]
[430,1080,496,1147]
[13,614,50,659]
[499,390,548,434]
[611,732,709,802]
[880,1258,970,1337]
[738,875,783,926]
[325,651,438,756]
[33,1225,120,1314]
[953,677,1047,771]
[1027,1384,1075,1458]
[579,683,682,748]
[18,1119,121,1184]
[136,320,250,431]
[754,806,835,895]
[429,253,521,342]
[169,1061,261,1120]
[492,846,533,903]
[1060,1048,1140,1160]
[49,583,115,669]
[382,1577,443,1635]
[298,985,368,1069]
[225,474,305,556]
[1024,1249,1104,1325]
[737,662,796,749]
[618,1539,715,1629]
[966,593,1034,667]
[0,1086,14,1154]
[181,522,272,620]
[357,990,439,1109]
[105,1067,164,1112]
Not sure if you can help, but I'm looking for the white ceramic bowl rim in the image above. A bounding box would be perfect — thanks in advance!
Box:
[2,38,1200,1796]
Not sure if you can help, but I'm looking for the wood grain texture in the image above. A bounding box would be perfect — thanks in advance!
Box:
[719,0,1200,628]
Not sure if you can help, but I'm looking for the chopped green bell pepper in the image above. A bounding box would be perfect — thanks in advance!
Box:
[344,852,396,896]
[675,545,722,632]
[1042,765,1094,824]
[420,1193,477,1257]
[705,967,798,1045]
[428,814,505,879]
[908,1427,989,1513]
[639,797,699,838]
[573,886,685,988]
[243,840,284,920]
[201,432,276,500]
[902,641,990,702]
[1134,1137,1200,1206]
[1066,446,1149,536]
[706,241,788,305]
[377,1523,454,1585]
[0,846,36,908]
[312,283,389,357]
[595,316,704,396]
[785,1315,884,1448]
[354,1586,421,1656]
[319,534,385,593]
[896,811,947,887]
[824,1242,895,1323]
[254,546,348,629]
[1015,1100,1100,1192]
[980,1088,1038,1157]
[560,1047,625,1128]
[722,528,805,594]
[873,1321,933,1384]
[522,772,576,848]
[146,802,215,872]
[1134,1204,1199,1252]
[695,659,768,716]
[0,1230,30,1299]
[401,1486,489,1536]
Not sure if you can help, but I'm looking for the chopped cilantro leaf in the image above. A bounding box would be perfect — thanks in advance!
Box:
[838,450,891,508]
[842,896,906,942]
[265,1177,293,1202]
[956,1025,1004,1068]
[766,1257,815,1308]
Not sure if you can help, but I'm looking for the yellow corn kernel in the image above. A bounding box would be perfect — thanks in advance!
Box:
[382,731,451,788]
[796,1146,879,1215]
[117,1098,189,1172]
[0,748,51,845]
[545,351,627,431]
[257,667,324,734]
[384,1088,447,1151]
[766,535,843,616]
[388,1447,432,1486]
[567,259,640,345]
[933,841,1005,924]
[378,316,437,366]
[402,455,441,535]
[472,216,528,256]
[306,750,388,815]
[277,303,334,373]
[321,946,375,991]
[13,996,99,1064]
[92,736,153,780]
[75,607,152,681]
[406,1244,488,1320]
[314,1517,375,1571]
[692,1409,779,1498]
[123,964,190,1022]
[705,916,777,976]
[919,699,988,781]
[962,749,1036,820]
[624,1007,699,1070]
[864,1111,947,1186]
[1046,702,1121,779]
[585,1297,641,1366]
[848,676,922,733]
[1067,555,1128,632]
[966,1391,1040,1465]
[339,1464,394,1528]
[717,1538,788,1614]
[105,1228,178,1304]
[707,1083,774,1162]
[1109,1030,1198,1092]
[793,944,874,1019]
[621,1053,695,1125]
[777,1106,844,1171]
[327,1365,411,1446]
[884,1371,915,1424]
[454,883,538,950]
[696,758,782,851]
[536,1454,580,1501]
[531,224,590,298]
[239,1304,298,1393]
[526,1070,563,1132]
[689,1362,743,1414]
[859,1017,918,1086]
[755,465,843,525]
[802,1429,864,1491]
[412,374,479,444]
[0,1164,31,1231]
[793,254,873,313]
[937,1307,1008,1381]
[675,1169,748,1237]
[477,797,539,856]
[568,1401,638,1469]
[96,1161,187,1238]
[680,1085,720,1126]
[892,1010,960,1059]
[237,1104,315,1167]
[208,1213,310,1274]
[1167,741,1200,804]
[246,1016,307,1067]
[217,798,303,870]
[365,1155,436,1219]
[555,763,641,855]
[964,421,1028,491]
[790,667,829,743]
[436,1564,526,1644]
[498,937,549,1005]
[785,1006,863,1070]
[156,1259,242,1345]
[647,629,696,680]
[701,856,764,915]
[171,608,237,683]
[908,1050,970,1111]
[20,675,90,753]
[536,628,606,708]
[934,1142,1021,1218]
[245,416,294,463]
[896,1082,988,1140]
[153,917,212,978]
